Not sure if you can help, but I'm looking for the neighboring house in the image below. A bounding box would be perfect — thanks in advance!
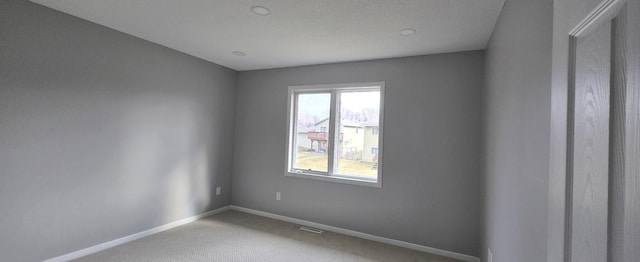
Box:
[295,126,313,150]
[314,118,330,133]
[361,119,379,163]
[309,118,331,152]
[298,118,365,158]
[340,120,364,160]
[296,119,331,152]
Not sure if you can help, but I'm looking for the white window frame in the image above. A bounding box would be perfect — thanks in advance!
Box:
[285,82,385,188]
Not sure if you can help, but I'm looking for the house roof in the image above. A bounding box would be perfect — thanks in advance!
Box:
[314,118,330,126]
[313,118,361,127]
[299,118,375,132]
[360,119,379,127]
[341,119,361,127]
[297,126,315,133]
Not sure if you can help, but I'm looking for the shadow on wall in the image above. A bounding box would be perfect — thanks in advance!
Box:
[110,98,216,226]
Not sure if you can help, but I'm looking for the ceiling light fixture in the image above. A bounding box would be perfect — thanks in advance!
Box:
[232,51,246,56]
[250,6,270,16]
[400,29,417,36]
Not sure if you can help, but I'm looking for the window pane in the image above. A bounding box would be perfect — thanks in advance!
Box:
[293,93,330,172]
[336,90,380,179]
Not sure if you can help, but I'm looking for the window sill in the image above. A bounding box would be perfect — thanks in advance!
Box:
[285,171,382,188]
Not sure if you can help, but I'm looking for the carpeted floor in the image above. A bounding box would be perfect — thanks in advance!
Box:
[72,210,463,262]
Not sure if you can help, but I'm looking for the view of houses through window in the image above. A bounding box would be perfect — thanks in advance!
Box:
[291,88,381,181]
[293,93,330,172]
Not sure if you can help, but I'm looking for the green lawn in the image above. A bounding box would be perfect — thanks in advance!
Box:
[295,151,377,178]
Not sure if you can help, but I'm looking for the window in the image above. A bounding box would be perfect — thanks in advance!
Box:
[286,82,385,188]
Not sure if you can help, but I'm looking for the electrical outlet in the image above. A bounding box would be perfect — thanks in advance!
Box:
[216,187,221,195]
[276,192,281,201]
[488,248,493,262]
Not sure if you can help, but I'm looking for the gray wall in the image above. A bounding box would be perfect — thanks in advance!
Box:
[481,0,553,261]
[0,1,236,261]
[232,52,484,256]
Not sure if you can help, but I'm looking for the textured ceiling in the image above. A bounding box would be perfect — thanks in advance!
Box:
[31,0,505,71]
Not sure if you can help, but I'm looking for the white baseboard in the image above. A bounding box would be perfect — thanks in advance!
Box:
[230,205,480,262]
[44,206,231,262]
[45,205,480,262]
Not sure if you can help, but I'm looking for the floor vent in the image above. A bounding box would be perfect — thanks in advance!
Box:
[299,226,323,234]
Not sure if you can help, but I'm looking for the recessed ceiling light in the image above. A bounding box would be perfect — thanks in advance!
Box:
[250,6,270,16]
[232,51,246,56]
[400,29,417,36]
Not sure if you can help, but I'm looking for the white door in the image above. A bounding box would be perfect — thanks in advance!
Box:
[556,0,640,261]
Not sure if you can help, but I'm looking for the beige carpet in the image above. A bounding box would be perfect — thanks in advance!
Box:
[72,210,463,262]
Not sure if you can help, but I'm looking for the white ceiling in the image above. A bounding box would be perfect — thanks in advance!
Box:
[31,0,505,71]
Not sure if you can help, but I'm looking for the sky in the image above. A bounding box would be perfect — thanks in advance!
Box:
[340,91,380,111]
[297,90,380,118]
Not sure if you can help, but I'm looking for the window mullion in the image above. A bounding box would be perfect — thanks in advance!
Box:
[327,90,338,176]
[289,92,299,171]
[333,91,342,175]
